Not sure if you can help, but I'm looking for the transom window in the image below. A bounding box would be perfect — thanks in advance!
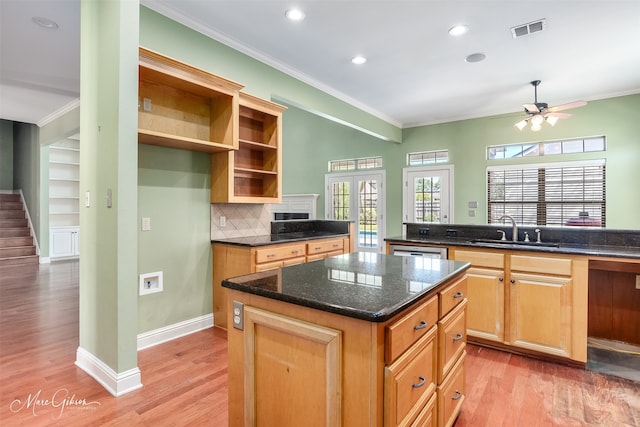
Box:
[487,136,605,160]
[487,160,606,227]
[329,156,382,171]
[408,150,449,166]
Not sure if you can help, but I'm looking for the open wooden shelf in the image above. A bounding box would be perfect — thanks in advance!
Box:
[211,93,286,203]
[138,47,243,152]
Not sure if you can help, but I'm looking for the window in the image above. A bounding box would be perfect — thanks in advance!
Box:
[487,136,605,160]
[329,156,382,171]
[487,160,606,227]
[408,150,449,166]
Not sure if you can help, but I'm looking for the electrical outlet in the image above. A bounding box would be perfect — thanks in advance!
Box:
[232,301,244,330]
[468,209,476,217]
[85,191,90,208]
[143,98,152,111]
[419,228,429,236]
[141,217,151,231]
[636,275,640,290]
[219,216,226,227]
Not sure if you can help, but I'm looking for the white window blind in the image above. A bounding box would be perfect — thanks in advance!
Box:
[487,160,606,227]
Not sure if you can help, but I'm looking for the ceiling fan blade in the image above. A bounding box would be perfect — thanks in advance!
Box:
[545,112,572,119]
[547,100,587,112]
[523,103,539,113]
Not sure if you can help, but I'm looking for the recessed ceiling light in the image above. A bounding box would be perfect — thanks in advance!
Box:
[465,52,486,63]
[285,9,305,21]
[32,16,59,29]
[448,25,469,36]
[351,56,367,65]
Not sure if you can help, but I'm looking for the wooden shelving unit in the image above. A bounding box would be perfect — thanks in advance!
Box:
[138,47,243,153]
[49,137,81,259]
[211,93,286,203]
[138,47,286,203]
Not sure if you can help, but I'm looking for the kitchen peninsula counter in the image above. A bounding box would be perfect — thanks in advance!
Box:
[223,253,470,426]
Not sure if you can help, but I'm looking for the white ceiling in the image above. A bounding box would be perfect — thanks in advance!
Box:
[2,1,639,129]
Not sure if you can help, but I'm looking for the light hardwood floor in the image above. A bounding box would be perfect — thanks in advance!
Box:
[1,260,638,426]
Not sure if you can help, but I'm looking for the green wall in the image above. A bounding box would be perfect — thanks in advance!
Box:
[137,144,212,332]
[0,120,13,190]
[12,122,40,238]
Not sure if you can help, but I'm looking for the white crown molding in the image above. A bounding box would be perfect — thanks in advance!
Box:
[139,1,401,129]
[75,347,142,397]
[137,313,213,351]
[37,98,80,128]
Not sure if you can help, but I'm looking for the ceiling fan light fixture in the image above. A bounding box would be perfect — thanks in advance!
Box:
[530,123,542,132]
[515,120,528,131]
[531,114,544,126]
[546,115,559,126]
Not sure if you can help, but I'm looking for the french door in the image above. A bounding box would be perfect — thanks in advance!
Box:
[325,171,385,252]
[403,166,453,224]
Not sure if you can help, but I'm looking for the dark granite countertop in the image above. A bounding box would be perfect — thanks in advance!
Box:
[222,253,470,322]
[385,236,640,260]
[212,230,350,247]
[212,220,351,247]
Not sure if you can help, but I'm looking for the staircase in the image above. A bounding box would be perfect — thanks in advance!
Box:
[0,194,38,268]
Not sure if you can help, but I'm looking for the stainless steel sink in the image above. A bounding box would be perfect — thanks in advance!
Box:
[468,238,560,248]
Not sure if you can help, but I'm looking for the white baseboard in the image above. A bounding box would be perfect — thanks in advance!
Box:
[75,347,142,397]
[39,257,51,264]
[137,313,214,351]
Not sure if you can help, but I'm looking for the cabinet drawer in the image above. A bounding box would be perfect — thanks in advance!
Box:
[282,256,306,267]
[254,260,283,272]
[439,275,467,317]
[386,295,439,363]
[453,249,504,269]
[437,300,466,383]
[411,392,436,427]
[306,238,345,255]
[510,254,572,276]
[385,327,437,427]
[437,351,466,427]
[255,243,306,264]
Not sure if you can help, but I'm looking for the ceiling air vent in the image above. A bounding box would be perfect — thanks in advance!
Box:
[511,19,546,38]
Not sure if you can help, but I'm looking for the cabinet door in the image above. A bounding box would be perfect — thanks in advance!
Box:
[50,227,79,258]
[466,267,504,342]
[243,307,342,426]
[509,272,572,358]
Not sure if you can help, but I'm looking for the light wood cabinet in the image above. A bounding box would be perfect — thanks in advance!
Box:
[452,249,505,342]
[451,247,588,362]
[211,93,286,203]
[138,47,242,152]
[227,271,468,427]
[243,306,342,426]
[385,277,467,427]
[213,235,352,329]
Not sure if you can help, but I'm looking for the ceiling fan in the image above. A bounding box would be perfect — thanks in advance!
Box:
[514,80,586,131]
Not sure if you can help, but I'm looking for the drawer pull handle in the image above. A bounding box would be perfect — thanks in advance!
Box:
[412,376,426,388]
[291,250,299,254]
[452,333,463,342]
[267,254,275,258]
[315,247,322,250]
[413,320,428,330]
[452,390,462,401]
[453,291,464,299]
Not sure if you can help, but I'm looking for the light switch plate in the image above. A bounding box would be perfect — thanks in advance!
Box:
[142,217,151,231]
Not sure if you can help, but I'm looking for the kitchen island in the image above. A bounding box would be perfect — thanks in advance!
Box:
[223,253,470,427]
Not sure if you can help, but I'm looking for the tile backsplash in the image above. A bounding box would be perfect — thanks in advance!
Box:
[210,204,272,239]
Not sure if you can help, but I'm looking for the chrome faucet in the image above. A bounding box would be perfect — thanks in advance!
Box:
[498,215,518,242]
